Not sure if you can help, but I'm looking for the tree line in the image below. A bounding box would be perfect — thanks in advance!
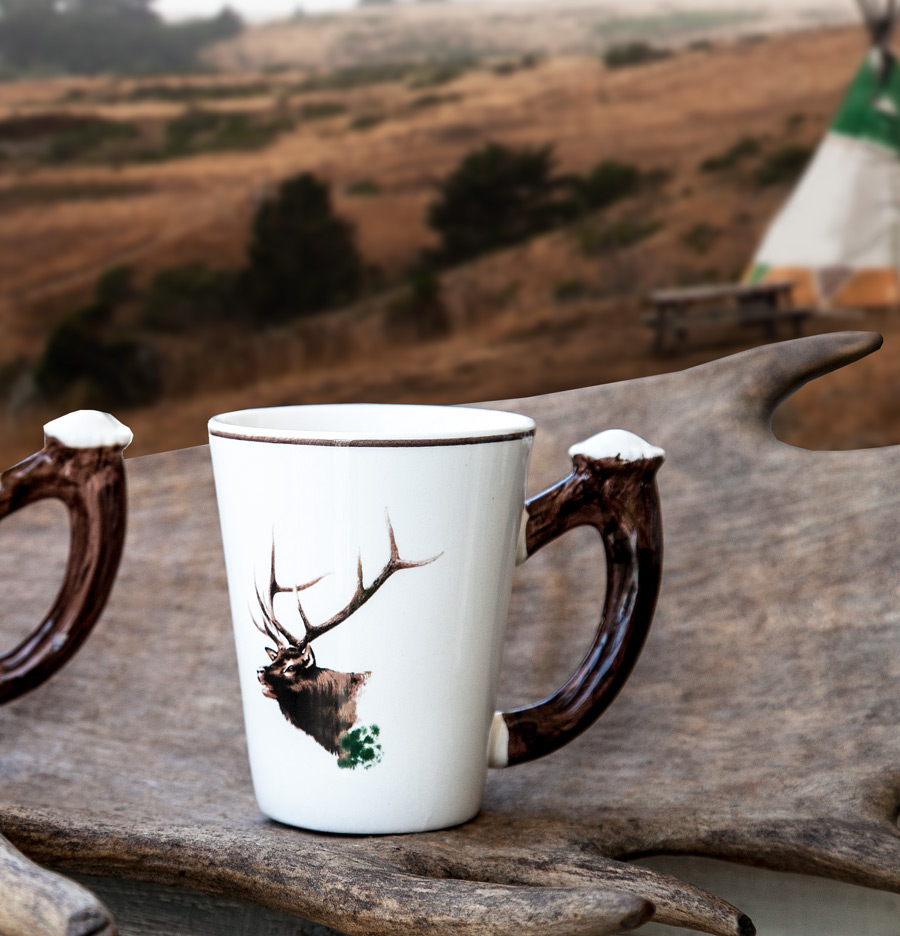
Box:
[0,0,242,76]
[31,142,656,408]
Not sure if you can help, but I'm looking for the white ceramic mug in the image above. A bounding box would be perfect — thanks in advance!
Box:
[209,404,664,834]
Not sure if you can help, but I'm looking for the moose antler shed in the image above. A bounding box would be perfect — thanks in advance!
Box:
[8,333,900,936]
[251,514,440,761]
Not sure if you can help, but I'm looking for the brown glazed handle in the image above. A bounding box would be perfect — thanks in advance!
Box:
[489,430,665,768]
[0,411,132,704]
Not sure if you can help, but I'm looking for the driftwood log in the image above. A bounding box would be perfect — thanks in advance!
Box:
[0,832,115,936]
[1,331,898,935]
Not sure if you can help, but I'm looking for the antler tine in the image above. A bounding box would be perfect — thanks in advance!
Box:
[267,540,279,610]
[269,539,328,600]
[251,608,278,645]
[261,540,305,647]
[281,571,328,643]
[252,539,331,648]
[302,513,442,644]
[387,513,400,561]
[385,511,443,571]
[293,585,314,637]
[251,582,282,647]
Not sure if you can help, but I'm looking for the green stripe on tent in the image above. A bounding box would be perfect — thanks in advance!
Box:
[746,263,770,285]
[831,55,900,152]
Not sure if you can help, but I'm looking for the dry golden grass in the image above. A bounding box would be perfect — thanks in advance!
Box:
[0,20,898,469]
[0,28,862,349]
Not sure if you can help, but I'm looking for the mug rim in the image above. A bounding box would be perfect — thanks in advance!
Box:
[208,403,536,447]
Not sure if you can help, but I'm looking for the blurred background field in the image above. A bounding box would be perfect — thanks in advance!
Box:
[0,0,897,465]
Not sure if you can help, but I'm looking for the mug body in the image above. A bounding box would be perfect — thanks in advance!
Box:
[209,404,534,834]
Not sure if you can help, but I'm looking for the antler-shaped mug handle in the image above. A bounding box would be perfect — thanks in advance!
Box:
[0,410,131,704]
[490,429,664,767]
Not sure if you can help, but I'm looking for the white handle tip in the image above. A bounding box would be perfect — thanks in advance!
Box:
[44,411,133,450]
[568,429,665,463]
[487,712,509,768]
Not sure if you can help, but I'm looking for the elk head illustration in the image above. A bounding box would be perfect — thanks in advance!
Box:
[251,514,440,764]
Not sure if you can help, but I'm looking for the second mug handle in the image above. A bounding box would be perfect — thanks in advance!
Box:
[489,429,665,768]
[0,410,132,705]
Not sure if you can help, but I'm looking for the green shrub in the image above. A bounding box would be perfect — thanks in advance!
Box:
[163,109,290,157]
[0,112,96,142]
[349,113,386,131]
[165,108,218,153]
[754,144,812,187]
[428,142,568,265]
[642,167,672,190]
[407,60,471,89]
[570,160,644,213]
[604,42,671,69]
[48,118,139,162]
[492,61,518,77]
[700,136,760,172]
[387,266,451,339]
[212,113,290,152]
[299,62,416,92]
[346,178,382,196]
[553,278,590,302]
[492,54,540,76]
[128,81,273,103]
[299,100,346,120]
[94,264,136,307]
[409,93,460,110]
[681,222,722,255]
[34,305,161,408]
[244,173,365,326]
[141,264,239,332]
[580,215,661,254]
[0,181,152,207]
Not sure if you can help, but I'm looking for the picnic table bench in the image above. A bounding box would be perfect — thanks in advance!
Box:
[645,281,811,354]
[3,332,900,936]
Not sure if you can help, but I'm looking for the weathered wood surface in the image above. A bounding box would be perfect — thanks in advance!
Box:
[0,833,115,936]
[69,873,341,936]
[1,331,898,935]
[65,859,900,936]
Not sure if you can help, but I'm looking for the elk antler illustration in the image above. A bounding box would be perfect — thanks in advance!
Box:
[251,513,441,758]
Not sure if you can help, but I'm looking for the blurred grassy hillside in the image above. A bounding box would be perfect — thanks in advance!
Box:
[0,6,895,466]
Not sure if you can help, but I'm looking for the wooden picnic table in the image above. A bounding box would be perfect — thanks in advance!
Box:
[647,280,809,354]
[2,332,900,936]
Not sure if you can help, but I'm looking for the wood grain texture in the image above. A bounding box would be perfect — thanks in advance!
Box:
[0,833,115,936]
[0,331,896,935]
[68,874,345,936]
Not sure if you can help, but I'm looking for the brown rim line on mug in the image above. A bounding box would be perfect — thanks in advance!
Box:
[208,404,536,449]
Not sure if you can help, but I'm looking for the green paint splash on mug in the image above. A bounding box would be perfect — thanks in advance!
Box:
[337,724,383,770]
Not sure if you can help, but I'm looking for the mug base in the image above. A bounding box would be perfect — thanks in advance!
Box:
[258,802,482,835]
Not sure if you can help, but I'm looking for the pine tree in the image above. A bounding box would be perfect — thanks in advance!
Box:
[244,173,365,325]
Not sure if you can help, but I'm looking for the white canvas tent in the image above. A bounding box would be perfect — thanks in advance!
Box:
[747,0,900,309]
